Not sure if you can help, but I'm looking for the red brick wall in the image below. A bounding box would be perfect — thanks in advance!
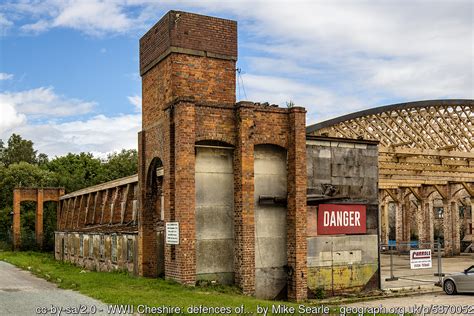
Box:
[138,10,308,301]
[140,11,237,75]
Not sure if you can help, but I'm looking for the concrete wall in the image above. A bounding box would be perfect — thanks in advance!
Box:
[55,232,137,273]
[195,147,234,284]
[307,235,379,294]
[306,139,378,205]
[254,145,288,299]
[306,138,379,295]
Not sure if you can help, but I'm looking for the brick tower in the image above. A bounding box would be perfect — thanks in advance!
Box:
[138,10,307,301]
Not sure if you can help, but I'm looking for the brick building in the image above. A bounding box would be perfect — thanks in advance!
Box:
[54,10,380,301]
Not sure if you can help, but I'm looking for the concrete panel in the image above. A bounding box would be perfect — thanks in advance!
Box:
[255,207,287,238]
[196,206,233,240]
[255,174,287,197]
[255,237,287,268]
[307,263,378,293]
[307,143,378,203]
[195,147,233,173]
[255,268,287,299]
[196,239,234,273]
[307,235,379,294]
[307,235,378,267]
[195,147,234,281]
[195,173,234,206]
[254,145,288,299]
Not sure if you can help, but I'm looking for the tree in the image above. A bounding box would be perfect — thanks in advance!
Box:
[0,162,56,250]
[1,134,38,167]
[101,149,138,182]
[45,152,104,193]
[0,162,56,209]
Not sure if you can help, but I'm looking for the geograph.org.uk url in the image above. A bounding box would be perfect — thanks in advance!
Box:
[340,304,474,315]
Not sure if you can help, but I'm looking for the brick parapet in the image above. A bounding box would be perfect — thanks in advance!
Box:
[140,11,237,76]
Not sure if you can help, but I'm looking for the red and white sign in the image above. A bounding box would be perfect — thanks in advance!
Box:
[410,249,432,269]
[317,204,366,235]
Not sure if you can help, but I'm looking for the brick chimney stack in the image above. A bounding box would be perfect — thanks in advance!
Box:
[139,10,237,129]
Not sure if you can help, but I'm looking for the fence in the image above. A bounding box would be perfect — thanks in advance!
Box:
[380,240,443,289]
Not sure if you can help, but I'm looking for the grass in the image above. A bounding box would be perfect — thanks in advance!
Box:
[0,251,317,315]
[0,251,405,315]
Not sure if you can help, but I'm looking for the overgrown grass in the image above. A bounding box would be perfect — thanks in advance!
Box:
[0,251,403,315]
[0,251,313,315]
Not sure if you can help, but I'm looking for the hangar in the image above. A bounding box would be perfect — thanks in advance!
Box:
[307,100,474,255]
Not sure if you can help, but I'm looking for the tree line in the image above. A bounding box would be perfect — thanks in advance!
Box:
[0,134,138,251]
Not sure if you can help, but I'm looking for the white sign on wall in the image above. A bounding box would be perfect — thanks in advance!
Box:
[166,222,179,245]
[410,249,432,269]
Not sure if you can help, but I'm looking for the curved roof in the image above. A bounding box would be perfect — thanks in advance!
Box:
[307,99,473,134]
[307,99,474,152]
[306,99,474,188]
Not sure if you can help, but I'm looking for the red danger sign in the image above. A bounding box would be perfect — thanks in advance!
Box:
[317,204,366,235]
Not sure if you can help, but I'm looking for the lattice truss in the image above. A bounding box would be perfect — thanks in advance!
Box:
[307,100,474,189]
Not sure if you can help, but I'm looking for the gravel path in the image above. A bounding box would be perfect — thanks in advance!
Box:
[0,261,110,315]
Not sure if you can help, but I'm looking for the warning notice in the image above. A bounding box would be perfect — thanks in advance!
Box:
[317,204,366,235]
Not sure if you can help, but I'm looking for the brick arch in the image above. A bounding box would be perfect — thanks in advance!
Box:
[13,188,64,250]
[195,134,235,147]
[195,139,235,148]
[139,156,164,277]
[253,141,287,150]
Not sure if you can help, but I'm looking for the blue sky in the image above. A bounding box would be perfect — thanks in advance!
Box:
[0,1,472,157]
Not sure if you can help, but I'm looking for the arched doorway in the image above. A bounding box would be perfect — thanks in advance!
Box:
[254,144,288,299]
[195,140,234,284]
[141,157,165,277]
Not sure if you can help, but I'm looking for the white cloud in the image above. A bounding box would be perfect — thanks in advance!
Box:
[15,0,136,35]
[127,95,141,112]
[7,113,141,157]
[0,73,13,80]
[0,102,26,134]
[4,0,473,123]
[0,87,95,118]
[20,20,51,33]
[241,74,370,124]
[0,13,13,35]
[0,86,140,157]
[51,1,132,35]
[194,0,473,116]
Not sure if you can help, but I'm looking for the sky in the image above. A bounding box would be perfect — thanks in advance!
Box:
[0,0,473,158]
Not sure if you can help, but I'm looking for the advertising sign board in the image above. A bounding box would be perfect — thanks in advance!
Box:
[410,249,432,269]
